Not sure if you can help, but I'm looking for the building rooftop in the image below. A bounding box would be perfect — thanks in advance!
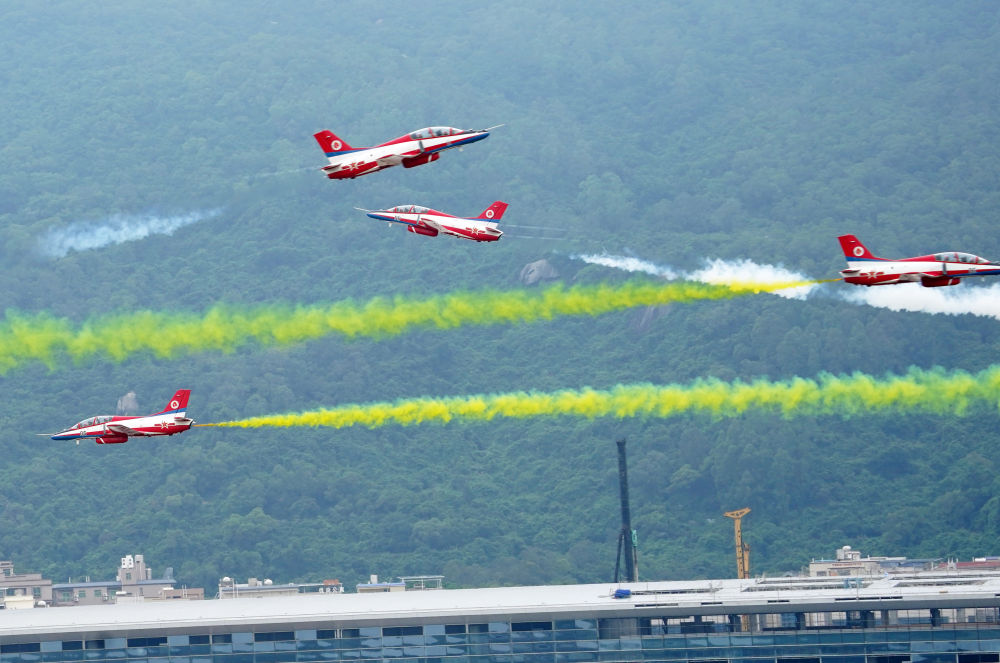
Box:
[4,572,1000,641]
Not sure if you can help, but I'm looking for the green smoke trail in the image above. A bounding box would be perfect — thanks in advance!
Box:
[0,278,824,374]
[200,365,1000,430]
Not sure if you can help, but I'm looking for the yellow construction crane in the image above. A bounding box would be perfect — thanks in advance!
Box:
[724,507,751,579]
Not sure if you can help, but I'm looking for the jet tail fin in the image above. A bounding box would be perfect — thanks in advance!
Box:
[158,389,191,414]
[313,130,356,157]
[838,234,882,261]
[477,201,508,221]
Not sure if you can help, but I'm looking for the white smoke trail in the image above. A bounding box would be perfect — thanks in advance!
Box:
[572,253,678,279]
[39,209,222,258]
[688,258,818,300]
[842,282,1000,320]
[571,253,816,299]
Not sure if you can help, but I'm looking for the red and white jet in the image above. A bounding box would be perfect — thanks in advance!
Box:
[359,201,508,242]
[838,234,1000,287]
[46,389,195,445]
[313,125,498,180]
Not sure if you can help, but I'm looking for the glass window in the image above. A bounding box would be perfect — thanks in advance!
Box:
[445,626,467,635]
[1,644,41,654]
[528,654,557,663]
[515,641,555,654]
[255,633,295,643]
[556,620,597,631]
[910,656,960,663]
[514,631,553,643]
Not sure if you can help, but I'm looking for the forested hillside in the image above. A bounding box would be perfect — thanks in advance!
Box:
[1,1,999,592]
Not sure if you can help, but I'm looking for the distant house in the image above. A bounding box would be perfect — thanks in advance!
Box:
[0,561,53,608]
[809,545,940,577]
[218,576,343,599]
[51,554,201,606]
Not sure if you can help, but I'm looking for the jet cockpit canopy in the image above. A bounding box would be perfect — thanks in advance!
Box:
[71,415,114,430]
[408,127,465,140]
[389,205,430,214]
[933,252,994,265]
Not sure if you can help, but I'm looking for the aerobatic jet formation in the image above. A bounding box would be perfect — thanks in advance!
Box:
[358,201,508,242]
[838,234,1000,287]
[44,389,195,445]
[313,125,498,180]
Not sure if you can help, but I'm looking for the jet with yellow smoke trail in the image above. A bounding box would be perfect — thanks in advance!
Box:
[195,365,1000,432]
[44,389,195,445]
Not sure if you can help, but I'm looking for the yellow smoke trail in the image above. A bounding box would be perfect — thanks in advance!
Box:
[0,278,827,373]
[200,365,1000,430]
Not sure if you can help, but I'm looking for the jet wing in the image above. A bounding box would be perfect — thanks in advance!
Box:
[419,217,446,233]
[375,154,406,167]
[106,423,147,437]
